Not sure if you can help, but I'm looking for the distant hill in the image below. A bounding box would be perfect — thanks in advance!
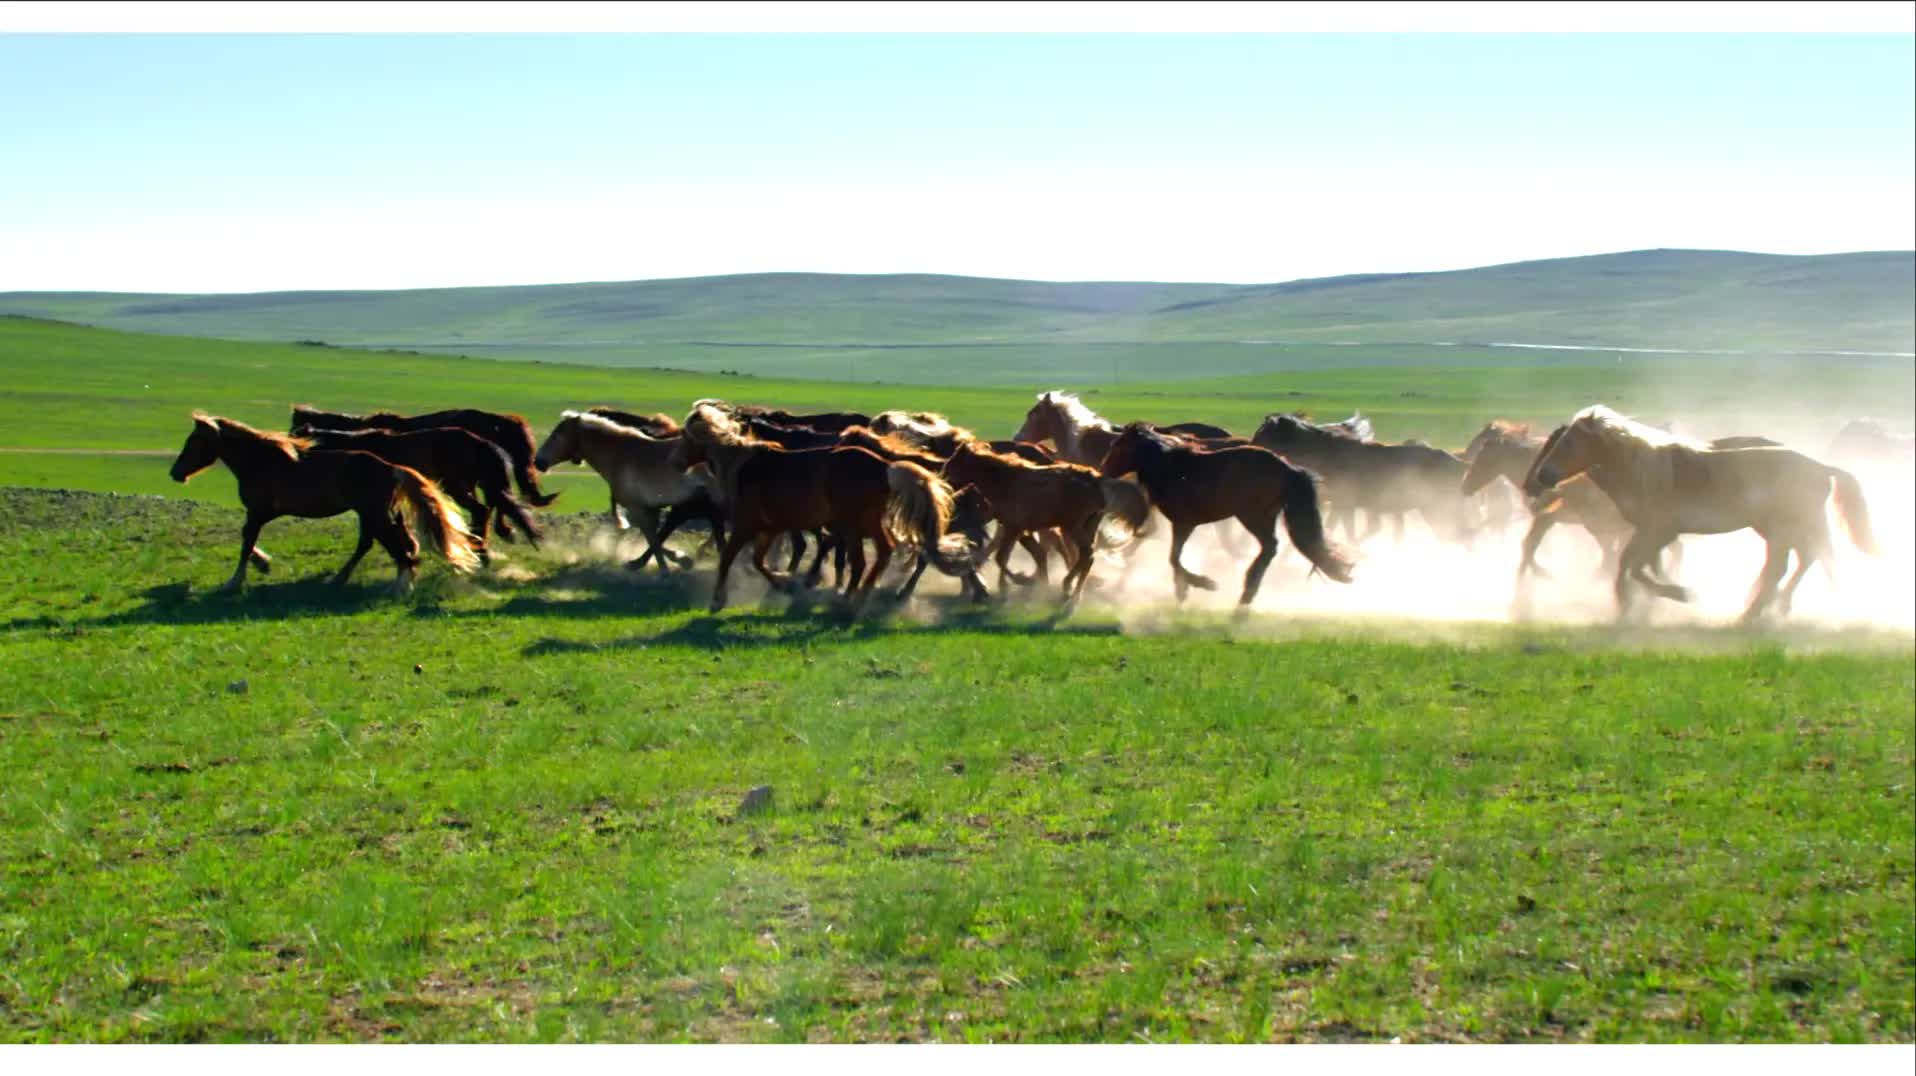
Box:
[2,249,1910,363]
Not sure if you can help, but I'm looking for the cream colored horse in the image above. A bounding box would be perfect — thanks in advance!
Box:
[1525,405,1877,622]
[534,411,724,573]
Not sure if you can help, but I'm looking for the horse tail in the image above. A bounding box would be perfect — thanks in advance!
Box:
[392,466,483,573]
[884,461,972,567]
[1095,477,1152,551]
[503,434,560,508]
[479,442,543,547]
[1280,465,1355,583]
[1827,466,1879,555]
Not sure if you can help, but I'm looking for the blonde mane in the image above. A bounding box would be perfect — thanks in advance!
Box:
[955,439,1096,477]
[201,413,310,462]
[565,409,673,444]
[1041,391,1116,434]
[1571,405,1708,451]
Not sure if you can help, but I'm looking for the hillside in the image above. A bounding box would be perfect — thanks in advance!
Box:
[1,250,1910,370]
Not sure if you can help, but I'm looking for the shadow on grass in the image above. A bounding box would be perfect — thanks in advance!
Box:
[3,576,412,631]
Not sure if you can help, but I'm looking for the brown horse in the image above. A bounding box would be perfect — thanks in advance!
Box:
[941,441,1150,604]
[1523,405,1877,622]
[835,426,993,599]
[290,424,540,562]
[673,404,971,612]
[171,414,481,592]
[290,405,557,509]
[1100,424,1354,606]
[1012,391,1230,466]
[1252,413,1478,545]
[1461,420,1638,581]
[693,399,873,434]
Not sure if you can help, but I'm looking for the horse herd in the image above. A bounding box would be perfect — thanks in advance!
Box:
[165,392,1907,625]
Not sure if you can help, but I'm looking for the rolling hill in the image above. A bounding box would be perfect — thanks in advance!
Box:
[2,250,1910,376]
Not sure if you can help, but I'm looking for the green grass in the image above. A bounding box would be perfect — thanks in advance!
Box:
[0,490,1910,1042]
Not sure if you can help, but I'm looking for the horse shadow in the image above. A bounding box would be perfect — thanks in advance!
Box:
[4,576,412,632]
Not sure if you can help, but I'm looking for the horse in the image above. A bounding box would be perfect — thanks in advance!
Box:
[1252,413,1478,545]
[835,426,994,599]
[693,399,872,434]
[1098,424,1354,607]
[533,411,727,574]
[673,404,973,612]
[289,424,540,562]
[170,414,482,592]
[291,405,557,509]
[1828,418,1916,466]
[941,441,1151,604]
[869,410,979,457]
[584,407,683,529]
[1461,420,1639,581]
[1523,405,1878,623]
[1012,391,1231,466]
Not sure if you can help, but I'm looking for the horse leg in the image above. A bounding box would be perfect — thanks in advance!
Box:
[450,487,493,564]
[1739,540,1792,625]
[860,537,893,607]
[1061,522,1098,605]
[991,528,1022,601]
[1611,531,1661,621]
[1168,520,1217,600]
[1236,510,1280,609]
[1017,532,1050,583]
[751,530,795,592]
[645,503,702,569]
[223,514,270,592]
[1519,516,1554,581]
[375,510,423,594]
[248,546,273,575]
[710,529,752,612]
[624,506,675,575]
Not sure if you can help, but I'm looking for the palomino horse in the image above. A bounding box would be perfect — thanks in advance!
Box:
[941,441,1150,604]
[1253,414,1478,546]
[1461,420,1638,581]
[1523,405,1877,623]
[290,424,541,562]
[534,411,726,574]
[171,414,481,592]
[291,405,558,509]
[585,407,682,529]
[1099,424,1354,607]
[673,404,973,612]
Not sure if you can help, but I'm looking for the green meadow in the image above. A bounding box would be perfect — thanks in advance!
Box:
[0,316,1911,1042]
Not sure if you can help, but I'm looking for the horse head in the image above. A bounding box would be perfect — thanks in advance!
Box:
[1013,393,1061,445]
[1521,423,1584,497]
[534,413,583,470]
[170,414,224,483]
[1098,423,1159,477]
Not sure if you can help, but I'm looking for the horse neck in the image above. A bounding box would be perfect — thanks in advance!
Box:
[216,430,298,479]
[1057,414,1114,466]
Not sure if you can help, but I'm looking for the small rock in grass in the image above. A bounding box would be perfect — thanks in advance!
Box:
[739,785,774,816]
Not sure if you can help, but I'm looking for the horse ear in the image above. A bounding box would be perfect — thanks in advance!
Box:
[191,411,217,429]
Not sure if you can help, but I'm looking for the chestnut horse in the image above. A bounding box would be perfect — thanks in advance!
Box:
[171,414,481,592]
[942,441,1150,604]
[673,404,972,612]
[1523,405,1876,622]
[1100,424,1354,606]
[290,405,557,509]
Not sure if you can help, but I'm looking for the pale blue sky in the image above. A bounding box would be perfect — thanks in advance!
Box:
[2,31,1911,291]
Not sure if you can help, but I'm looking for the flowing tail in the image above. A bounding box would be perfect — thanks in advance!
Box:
[884,461,973,568]
[392,466,484,573]
[1280,465,1356,583]
[1828,466,1879,555]
[505,438,560,508]
[1094,476,1152,552]
[477,442,543,548]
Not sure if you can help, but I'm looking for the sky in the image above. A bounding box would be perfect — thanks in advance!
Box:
[1,4,1912,292]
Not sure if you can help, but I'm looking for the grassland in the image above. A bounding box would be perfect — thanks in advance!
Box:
[4,249,1911,368]
[0,318,1911,1042]
[0,491,1910,1042]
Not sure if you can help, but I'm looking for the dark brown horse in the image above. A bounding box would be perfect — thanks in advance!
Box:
[290,405,557,509]
[1100,424,1354,606]
[1252,413,1477,545]
[674,404,972,612]
[695,399,873,434]
[290,425,541,562]
[172,414,482,592]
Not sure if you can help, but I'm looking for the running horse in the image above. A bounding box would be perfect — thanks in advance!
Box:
[171,414,482,592]
[1099,424,1354,607]
[672,404,974,612]
[290,405,558,510]
[1523,405,1877,622]
[533,411,727,574]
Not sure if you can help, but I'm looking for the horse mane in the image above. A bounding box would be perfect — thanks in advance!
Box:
[1040,391,1115,434]
[956,438,1096,476]
[201,412,311,461]
[1571,404,1707,451]
[685,402,768,448]
[1487,419,1531,439]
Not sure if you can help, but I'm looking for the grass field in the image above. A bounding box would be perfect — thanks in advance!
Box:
[0,491,1909,1042]
[0,318,1911,1042]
